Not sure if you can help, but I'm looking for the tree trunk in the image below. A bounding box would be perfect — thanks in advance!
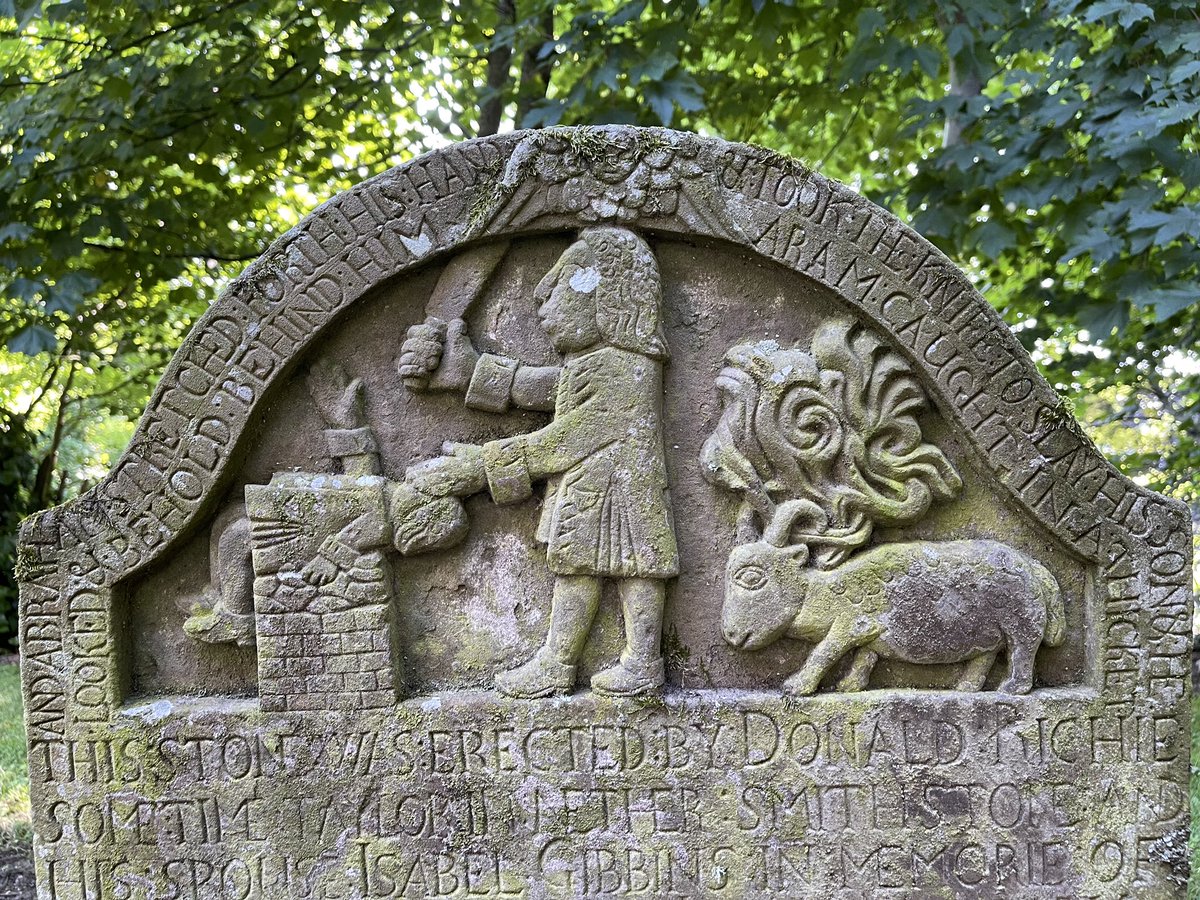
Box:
[32,360,76,510]
[479,0,517,137]
[941,14,983,148]
[943,52,982,147]
[516,8,555,127]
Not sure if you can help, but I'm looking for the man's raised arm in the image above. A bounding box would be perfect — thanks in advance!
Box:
[399,317,559,412]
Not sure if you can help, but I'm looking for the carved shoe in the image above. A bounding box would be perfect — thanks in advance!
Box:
[495,651,576,699]
[591,656,665,697]
[182,602,256,647]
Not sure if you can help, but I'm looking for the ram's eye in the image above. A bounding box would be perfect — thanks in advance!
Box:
[733,564,768,591]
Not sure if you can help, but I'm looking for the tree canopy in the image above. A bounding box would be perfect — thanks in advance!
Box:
[1,0,1197,645]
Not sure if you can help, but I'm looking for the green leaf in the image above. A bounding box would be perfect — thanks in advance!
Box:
[8,277,41,301]
[0,223,33,244]
[521,101,563,129]
[606,1,647,28]
[974,220,1016,257]
[644,85,674,126]
[594,57,621,92]
[1078,302,1130,338]
[630,48,676,83]
[1130,207,1200,244]
[1117,2,1154,27]
[103,77,130,102]
[912,44,940,78]
[7,324,56,355]
[49,271,101,314]
[45,0,85,23]
[1131,285,1199,321]
[1083,1,1153,26]
[1169,59,1200,84]
[855,8,886,40]
[662,74,704,112]
[946,24,972,59]
[1061,226,1122,264]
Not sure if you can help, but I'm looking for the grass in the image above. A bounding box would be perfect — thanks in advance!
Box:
[0,662,1195,887]
[0,663,30,848]
[1193,689,1200,900]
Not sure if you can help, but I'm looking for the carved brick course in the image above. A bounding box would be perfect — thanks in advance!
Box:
[247,473,400,712]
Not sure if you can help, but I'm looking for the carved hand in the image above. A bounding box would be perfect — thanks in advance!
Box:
[307,361,368,429]
[405,443,486,497]
[398,318,479,393]
[300,554,339,588]
[331,378,367,429]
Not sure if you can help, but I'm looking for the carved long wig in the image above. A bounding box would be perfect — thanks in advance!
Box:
[700,320,962,567]
[575,226,669,360]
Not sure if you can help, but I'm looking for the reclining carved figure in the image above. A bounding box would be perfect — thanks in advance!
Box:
[722,500,1066,696]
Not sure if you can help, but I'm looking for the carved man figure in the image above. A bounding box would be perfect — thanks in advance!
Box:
[399,227,678,698]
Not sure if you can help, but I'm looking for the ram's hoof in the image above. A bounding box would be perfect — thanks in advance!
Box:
[998,677,1033,695]
[781,674,819,697]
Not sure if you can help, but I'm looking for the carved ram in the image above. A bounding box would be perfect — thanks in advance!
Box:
[722,500,1066,695]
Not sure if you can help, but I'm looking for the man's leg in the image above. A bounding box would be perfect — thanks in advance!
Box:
[183,514,256,647]
[591,578,666,697]
[545,575,602,664]
[496,575,600,698]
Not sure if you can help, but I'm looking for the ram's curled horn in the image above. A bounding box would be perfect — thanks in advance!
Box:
[701,319,963,569]
[762,499,827,546]
[762,500,874,572]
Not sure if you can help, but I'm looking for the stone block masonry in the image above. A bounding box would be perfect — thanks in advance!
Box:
[247,473,400,711]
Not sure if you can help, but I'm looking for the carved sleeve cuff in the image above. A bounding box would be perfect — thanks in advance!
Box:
[511,365,560,412]
[325,427,378,458]
[482,440,533,505]
[466,354,519,413]
[315,534,357,570]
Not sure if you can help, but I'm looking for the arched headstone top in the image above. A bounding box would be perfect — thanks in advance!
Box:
[16,126,1191,896]
[23,126,1186,579]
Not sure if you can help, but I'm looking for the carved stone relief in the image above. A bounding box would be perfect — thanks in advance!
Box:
[700,322,1065,697]
[398,226,677,698]
[17,127,1191,897]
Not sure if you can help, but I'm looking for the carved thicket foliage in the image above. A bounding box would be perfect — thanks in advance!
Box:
[469,130,744,241]
[700,319,961,567]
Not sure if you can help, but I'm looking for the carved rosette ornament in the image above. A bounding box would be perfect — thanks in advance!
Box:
[15,127,1191,897]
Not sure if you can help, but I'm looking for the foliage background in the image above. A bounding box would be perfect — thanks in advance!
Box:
[0,0,1197,651]
[0,0,1196,892]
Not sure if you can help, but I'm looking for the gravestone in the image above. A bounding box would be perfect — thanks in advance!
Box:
[17,126,1192,898]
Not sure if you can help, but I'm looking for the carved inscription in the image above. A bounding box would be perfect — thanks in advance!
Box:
[27,696,1185,898]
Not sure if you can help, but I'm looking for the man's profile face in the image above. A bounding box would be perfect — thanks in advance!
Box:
[536,243,601,354]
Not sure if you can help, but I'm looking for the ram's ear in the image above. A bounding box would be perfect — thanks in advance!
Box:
[735,502,762,544]
[787,543,810,567]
